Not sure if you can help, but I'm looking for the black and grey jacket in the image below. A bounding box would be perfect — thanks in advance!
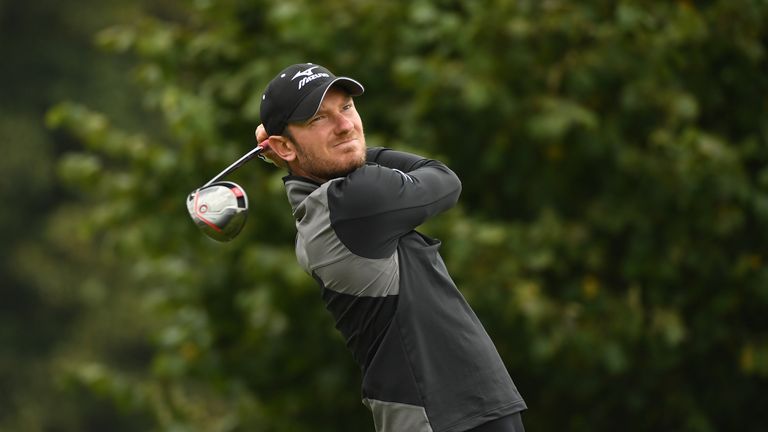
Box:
[284,148,526,432]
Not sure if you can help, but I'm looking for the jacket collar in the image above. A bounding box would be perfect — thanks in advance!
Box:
[283,175,321,214]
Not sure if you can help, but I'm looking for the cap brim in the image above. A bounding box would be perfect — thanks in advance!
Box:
[287,77,365,123]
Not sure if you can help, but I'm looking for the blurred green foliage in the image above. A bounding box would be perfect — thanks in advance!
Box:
[4,0,768,430]
[0,0,156,429]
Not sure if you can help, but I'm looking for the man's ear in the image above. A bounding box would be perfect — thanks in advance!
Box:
[267,135,298,162]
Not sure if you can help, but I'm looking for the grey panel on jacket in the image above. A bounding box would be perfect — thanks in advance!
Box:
[289,179,399,297]
[363,398,434,432]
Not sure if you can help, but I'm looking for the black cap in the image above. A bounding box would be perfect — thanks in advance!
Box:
[260,63,365,136]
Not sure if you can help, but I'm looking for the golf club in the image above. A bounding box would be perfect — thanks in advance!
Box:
[186,144,266,242]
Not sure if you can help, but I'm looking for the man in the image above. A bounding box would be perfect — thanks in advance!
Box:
[255,63,526,432]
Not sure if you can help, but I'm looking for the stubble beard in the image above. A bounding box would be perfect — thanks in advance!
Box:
[292,134,367,182]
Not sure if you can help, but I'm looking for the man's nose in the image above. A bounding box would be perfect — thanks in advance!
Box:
[334,114,354,134]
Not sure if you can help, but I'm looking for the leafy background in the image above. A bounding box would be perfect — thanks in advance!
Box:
[2,0,768,431]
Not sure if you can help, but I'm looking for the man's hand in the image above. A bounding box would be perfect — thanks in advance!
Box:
[255,124,269,144]
[255,124,288,168]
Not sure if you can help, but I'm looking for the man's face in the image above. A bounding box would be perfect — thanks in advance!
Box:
[285,86,366,183]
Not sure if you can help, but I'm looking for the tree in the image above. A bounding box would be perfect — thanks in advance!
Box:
[1,0,155,429]
[42,0,768,430]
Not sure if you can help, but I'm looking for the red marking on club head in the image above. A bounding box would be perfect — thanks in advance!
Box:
[231,187,244,198]
[193,191,222,233]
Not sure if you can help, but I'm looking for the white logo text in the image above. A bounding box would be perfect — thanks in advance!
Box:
[291,66,329,90]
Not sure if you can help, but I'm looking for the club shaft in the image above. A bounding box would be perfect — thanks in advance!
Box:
[203,145,264,188]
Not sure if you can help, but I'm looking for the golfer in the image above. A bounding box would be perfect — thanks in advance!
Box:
[255,63,526,432]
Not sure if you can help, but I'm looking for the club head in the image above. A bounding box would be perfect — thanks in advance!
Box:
[187,181,248,242]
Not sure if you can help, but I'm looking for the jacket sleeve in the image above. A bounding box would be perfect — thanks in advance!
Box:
[326,148,462,259]
[365,147,432,172]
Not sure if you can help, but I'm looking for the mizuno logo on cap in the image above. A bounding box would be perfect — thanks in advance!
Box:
[291,66,330,90]
[291,66,319,81]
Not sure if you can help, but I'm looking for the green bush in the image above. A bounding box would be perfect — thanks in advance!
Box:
[42,0,768,430]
